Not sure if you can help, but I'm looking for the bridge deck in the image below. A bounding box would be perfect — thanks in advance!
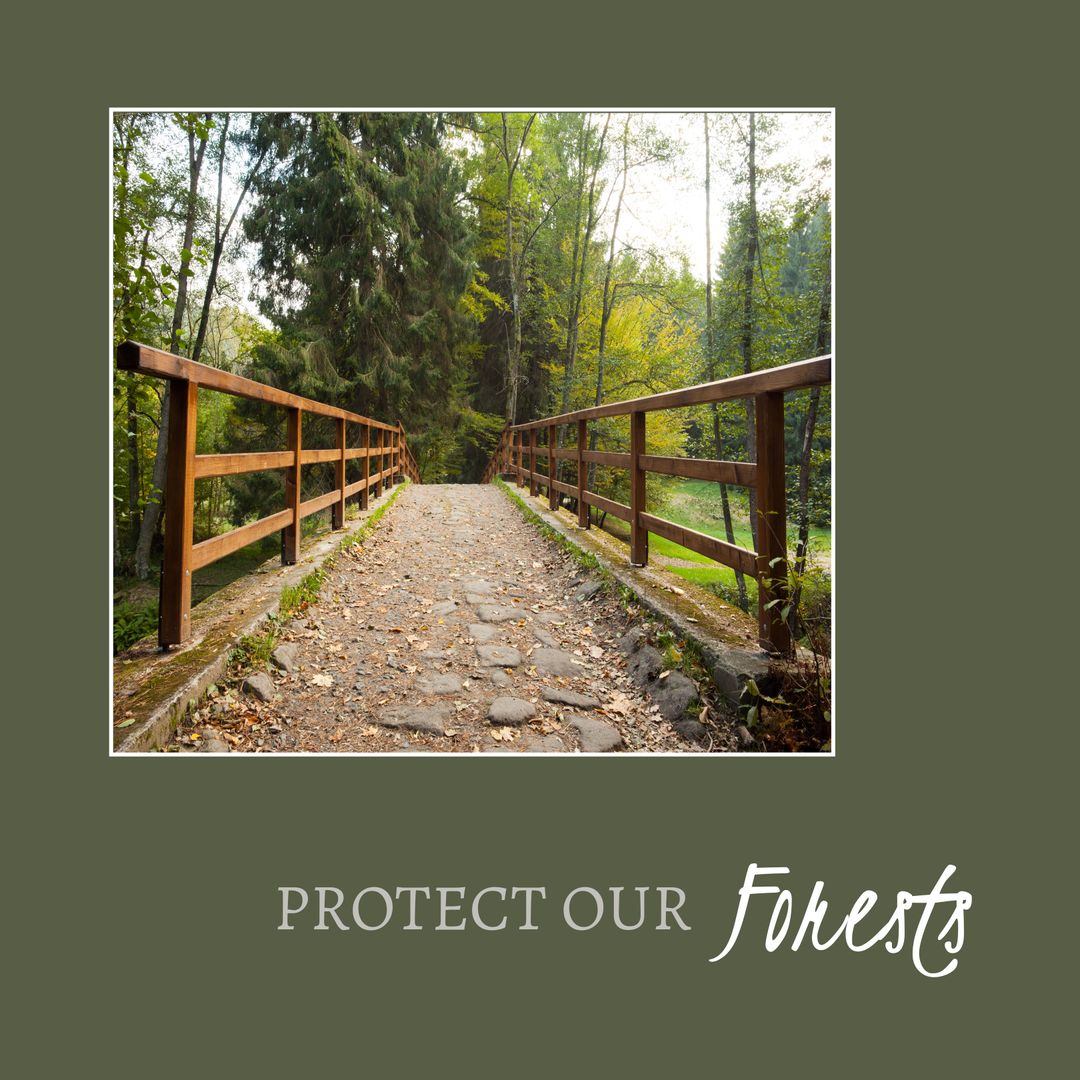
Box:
[168,484,716,753]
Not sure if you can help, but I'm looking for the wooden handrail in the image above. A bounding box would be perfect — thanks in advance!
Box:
[118,340,422,647]
[482,354,832,654]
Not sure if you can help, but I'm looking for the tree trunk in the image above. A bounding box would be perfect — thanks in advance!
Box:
[133,118,209,579]
[592,117,629,420]
[741,112,760,552]
[126,375,141,552]
[789,265,831,632]
[704,113,748,610]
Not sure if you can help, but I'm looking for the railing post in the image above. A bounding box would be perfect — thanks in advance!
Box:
[755,391,792,654]
[395,423,402,484]
[332,416,346,529]
[548,425,557,510]
[282,407,302,564]
[516,431,525,488]
[159,379,198,646]
[629,409,648,566]
[529,430,538,496]
[360,423,370,510]
[576,418,589,528]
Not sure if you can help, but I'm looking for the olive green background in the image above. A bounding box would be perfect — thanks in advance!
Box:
[7,3,1070,1075]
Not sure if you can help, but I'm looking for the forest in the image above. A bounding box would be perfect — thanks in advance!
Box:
[112,111,832,653]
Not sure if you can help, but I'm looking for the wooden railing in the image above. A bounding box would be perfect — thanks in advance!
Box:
[481,354,832,654]
[117,341,421,647]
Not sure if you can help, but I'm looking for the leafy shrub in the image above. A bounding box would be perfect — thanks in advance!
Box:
[113,599,158,654]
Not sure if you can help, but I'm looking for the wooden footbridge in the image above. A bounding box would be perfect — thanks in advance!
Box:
[118,341,830,658]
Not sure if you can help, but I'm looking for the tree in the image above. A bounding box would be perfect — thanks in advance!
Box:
[704,112,749,610]
[131,113,212,580]
[242,112,474,483]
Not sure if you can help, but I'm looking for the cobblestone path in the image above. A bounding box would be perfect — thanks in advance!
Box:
[175,484,710,753]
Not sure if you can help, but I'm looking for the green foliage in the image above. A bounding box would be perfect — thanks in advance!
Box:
[113,599,158,654]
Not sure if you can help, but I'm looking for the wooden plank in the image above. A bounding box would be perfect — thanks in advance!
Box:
[550,477,576,498]
[300,448,341,465]
[117,341,398,429]
[529,430,538,496]
[344,467,391,499]
[282,408,301,565]
[190,509,293,572]
[581,450,630,468]
[509,354,832,431]
[551,446,577,460]
[755,391,791,653]
[630,411,648,565]
[159,380,198,645]
[640,455,757,486]
[639,513,759,577]
[300,488,341,519]
[577,418,589,528]
[582,490,632,523]
[193,451,294,479]
[344,446,374,460]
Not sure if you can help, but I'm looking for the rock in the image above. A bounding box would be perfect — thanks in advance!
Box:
[541,687,599,709]
[484,733,563,753]
[569,714,623,752]
[475,605,520,623]
[532,628,558,648]
[430,599,458,617]
[198,731,230,753]
[270,643,299,673]
[530,648,580,677]
[416,672,463,695]
[489,670,512,687]
[520,734,565,753]
[420,649,452,661]
[618,627,647,655]
[627,645,663,686]
[651,671,699,721]
[242,671,277,702]
[736,725,756,749]
[379,704,450,735]
[704,648,777,703]
[574,579,603,602]
[673,718,706,743]
[487,697,536,725]
[461,578,496,594]
[476,644,522,667]
[535,611,566,625]
[468,623,498,643]
[464,593,491,606]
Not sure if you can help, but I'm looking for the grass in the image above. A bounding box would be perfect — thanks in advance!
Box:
[593,479,830,602]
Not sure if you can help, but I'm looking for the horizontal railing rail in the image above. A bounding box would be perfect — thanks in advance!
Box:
[117,341,421,647]
[481,354,832,655]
